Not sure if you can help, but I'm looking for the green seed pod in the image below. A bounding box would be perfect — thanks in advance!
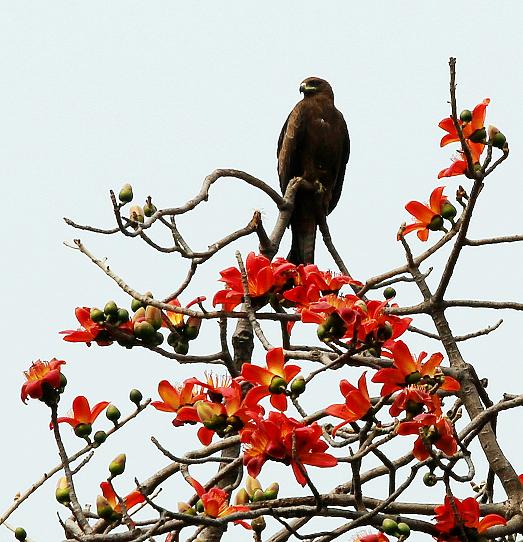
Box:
[90,308,105,323]
[118,183,133,203]
[129,388,143,405]
[382,518,399,535]
[383,287,396,300]
[460,109,472,122]
[104,301,118,316]
[74,422,92,438]
[106,404,121,423]
[108,453,126,476]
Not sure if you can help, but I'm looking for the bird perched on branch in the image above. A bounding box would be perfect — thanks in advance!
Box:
[277,77,350,264]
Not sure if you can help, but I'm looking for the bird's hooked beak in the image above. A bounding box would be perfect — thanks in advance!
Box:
[300,82,315,95]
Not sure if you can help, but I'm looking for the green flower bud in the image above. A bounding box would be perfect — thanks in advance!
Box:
[96,495,114,519]
[117,308,129,323]
[382,518,398,535]
[14,528,27,541]
[383,287,396,300]
[428,215,444,231]
[251,488,265,502]
[129,389,143,405]
[143,200,157,217]
[441,202,457,220]
[245,475,262,497]
[104,301,118,316]
[55,477,71,505]
[195,499,204,513]
[106,404,121,424]
[263,482,279,500]
[492,131,506,149]
[460,109,472,123]
[290,376,306,396]
[131,298,143,312]
[397,522,411,537]
[423,472,437,487]
[134,320,156,341]
[118,183,133,203]
[93,430,107,445]
[469,127,486,143]
[90,308,105,323]
[174,340,189,355]
[74,422,92,438]
[109,453,126,476]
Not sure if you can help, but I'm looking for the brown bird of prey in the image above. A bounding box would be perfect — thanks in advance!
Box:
[277,77,349,264]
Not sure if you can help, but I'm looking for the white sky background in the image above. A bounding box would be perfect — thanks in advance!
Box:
[1,2,522,541]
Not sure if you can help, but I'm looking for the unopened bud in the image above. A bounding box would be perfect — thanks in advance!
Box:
[116,308,129,323]
[423,472,437,487]
[441,202,457,220]
[131,298,143,312]
[383,287,396,300]
[104,301,118,316]
[245,475,262,498]
[129,388,143,405]
[55,477,71,505]
[106,404,121,424]
[96,495,114,519]
[93,430,107,445]
[143,199,157,217]
[490,126,507,149]
[397,522,411,537]
[145,306,163,330]
[234,488,250,505]
[174,339,189,355]
[251,488,265,502]
[90,308,105,323]
[134,320,156,341]
[290,376,306,396]
[263,482,279,500]
[118,183,133,203]
[459,109,472,122]
[251,516,266,534]
[109,453,126,476]
[382,518,398,535]
[184,316,202,340]
[14,528,27,541]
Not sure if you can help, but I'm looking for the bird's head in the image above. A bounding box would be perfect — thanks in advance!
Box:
[299,77,334,99]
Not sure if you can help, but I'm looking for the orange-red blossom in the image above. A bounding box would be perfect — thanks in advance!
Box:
[400,186,449,242]
[188,477,251,529]
[325,373,372,435]
[98,481,145,517]
[438,98,490,178]
[241,411,337,486]
[53,395,109,431]
[434,495,506,542]
[21,358,65,403]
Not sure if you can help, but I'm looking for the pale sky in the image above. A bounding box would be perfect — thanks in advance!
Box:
[2,2,522,541]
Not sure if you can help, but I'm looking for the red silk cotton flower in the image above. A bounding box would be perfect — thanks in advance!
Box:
[397,413,457,460]
[438,98,490,179]
[241,411,337,486]
[99,481,145,515]
[53,396,109,435]
[400,187,449,242]
[434,495,506,542]
[21,358,65,403]
[241,347,301,411]
[372,340,460,397]
[151,379,206,427]
[213,252,275,311]
[325,373,372,435]
[187,477,251,529]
